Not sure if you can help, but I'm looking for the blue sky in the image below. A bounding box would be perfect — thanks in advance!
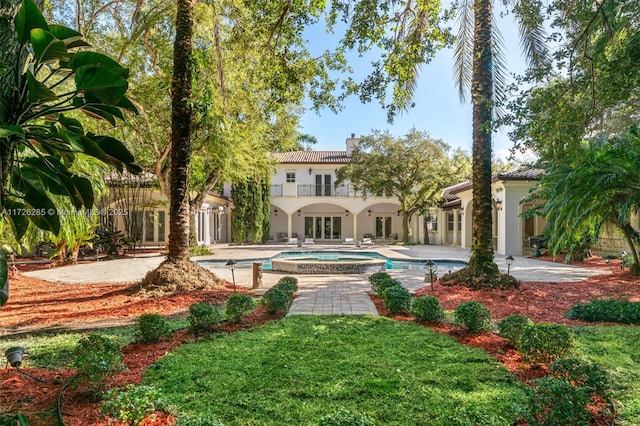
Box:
[299,14,527,160]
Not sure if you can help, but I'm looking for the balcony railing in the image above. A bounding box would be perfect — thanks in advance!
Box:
[270,184,283,196]
[297,184,351,197]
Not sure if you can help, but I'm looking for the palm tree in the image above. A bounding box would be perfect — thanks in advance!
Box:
[444,0,548,288]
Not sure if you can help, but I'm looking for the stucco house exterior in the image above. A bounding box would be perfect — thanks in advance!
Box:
[268,134,418,244]
[426,169,546,256]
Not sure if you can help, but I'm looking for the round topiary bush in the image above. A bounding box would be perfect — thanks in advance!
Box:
[382,285,412,315]
[497,314,533,348]
[262,287,291,314]
[368,272,391,294]
[519,323,576,365]
[410,295,445,323]
[275,276,298,296]
[136,313,173,343]
[454,301,493,333]
[226,293,255,323]
[376,278,402,296]
[188,303,224,331]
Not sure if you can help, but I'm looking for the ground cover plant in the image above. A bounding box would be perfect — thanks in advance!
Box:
[144,316,525,425]
[566,299,640,324]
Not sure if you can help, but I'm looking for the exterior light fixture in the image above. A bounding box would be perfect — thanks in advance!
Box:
[425,259,437,289]
[308,168,312,175]
[297,209,302,216]
[506,255,514,275]
[5,347,24,368]
[226,259,237,292]
[274,208,278,216]
[620,251,627,270]
[367,209,372,216]
[495,198,503,211]
[345,210,349,216]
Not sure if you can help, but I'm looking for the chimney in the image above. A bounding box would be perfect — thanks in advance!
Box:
[346,133,360,157]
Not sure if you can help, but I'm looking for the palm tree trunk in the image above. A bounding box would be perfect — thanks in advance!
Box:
[468,0,495,268]
[167,0,196,263]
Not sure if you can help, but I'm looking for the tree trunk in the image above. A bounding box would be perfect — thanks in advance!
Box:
[167,0,195,263]
[423,216,431,245]
[402,213,410,243]
[468,0,495,268]
[440,0,518,289]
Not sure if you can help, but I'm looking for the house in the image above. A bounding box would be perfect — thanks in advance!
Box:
[268,134,417,243]
[102,172,232,247]
[426,169,546,256]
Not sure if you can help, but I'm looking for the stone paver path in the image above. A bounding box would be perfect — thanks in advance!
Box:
[288,282,378,316]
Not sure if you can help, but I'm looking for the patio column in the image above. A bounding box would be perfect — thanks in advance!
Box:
[287,212,293,239]
[353,214,358,241]
[453,209,460,246]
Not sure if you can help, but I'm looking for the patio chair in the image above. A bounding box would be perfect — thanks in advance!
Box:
[343,237,355,245]
[302,237,315,245]
[286,238,298,245]
[361,237,375,246]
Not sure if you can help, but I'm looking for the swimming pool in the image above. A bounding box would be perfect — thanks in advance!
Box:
[196,250,467,273]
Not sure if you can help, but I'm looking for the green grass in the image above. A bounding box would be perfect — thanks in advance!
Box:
[573,325,640,426]
[144,316,525,425]
[1,318,189,369]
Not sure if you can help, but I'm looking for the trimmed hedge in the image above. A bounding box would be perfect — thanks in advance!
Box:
[519,323,576,365]
[454,301,493,333]
[410,296,445,323]
[566,299,640,324]
[497,315,533,348]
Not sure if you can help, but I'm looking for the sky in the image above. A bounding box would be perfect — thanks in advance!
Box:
[298,13,528,160]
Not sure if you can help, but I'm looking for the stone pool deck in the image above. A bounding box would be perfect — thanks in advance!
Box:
[22,244,608,316]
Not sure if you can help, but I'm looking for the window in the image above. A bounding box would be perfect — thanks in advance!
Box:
[430,215,438,231]
[286,172,296,183]
[305,216,342,239]
[447,212,454,232]
[375,216,392,239]
[315,174,332,196]
[457,212,462,231]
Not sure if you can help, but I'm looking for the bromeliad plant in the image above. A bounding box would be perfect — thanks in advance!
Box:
[0,0,141,303]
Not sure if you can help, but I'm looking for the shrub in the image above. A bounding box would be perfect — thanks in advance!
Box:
[262,287,291,314]
[566,299,640,324]
[376,278,402,296]
[368,272,391,293]
[522,375,591,426]
[381,285,412,315]
[454,301,493,333]
[275,276,299,296]
[519,323,576,365]
[550,358,610,400]
[136,314,172,343]
[497,315,533,347]
[410,295,444,323]
[188,303,224,331]
[226,293,255,323]
[317,408,376,426]
[101,384,166,426]
[73,334,123,385]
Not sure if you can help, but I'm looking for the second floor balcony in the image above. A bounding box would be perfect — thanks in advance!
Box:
[271,183,376,197]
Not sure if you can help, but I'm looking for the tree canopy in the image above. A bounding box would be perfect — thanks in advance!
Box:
[337,128,470,243]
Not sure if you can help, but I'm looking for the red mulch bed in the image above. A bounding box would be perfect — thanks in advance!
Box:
[1,255,637,425]
[1,265,281,425]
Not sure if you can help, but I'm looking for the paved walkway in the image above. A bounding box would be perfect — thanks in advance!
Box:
[22,244,608,317]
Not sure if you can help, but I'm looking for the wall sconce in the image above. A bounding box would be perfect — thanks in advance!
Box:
[345,210,349,216]
[274,208,278,216]
[367,209,372,216]
[308,168,312,175]
[495,198,503,210]
[397,211,401,216]
[506,255,514,275]
[297,209,301,216]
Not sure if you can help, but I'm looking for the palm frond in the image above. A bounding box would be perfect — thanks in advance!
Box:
[513,0,550,70]
[491,19,509,119]
[452,0,474,102]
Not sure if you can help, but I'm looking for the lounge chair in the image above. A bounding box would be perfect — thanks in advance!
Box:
[286,238,298,245]
[343,237,355,245]
[302,237,315,245]
[361,237,374,246]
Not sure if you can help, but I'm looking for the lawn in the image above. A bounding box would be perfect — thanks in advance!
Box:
[573,326,640,426]
[144,315,525,425]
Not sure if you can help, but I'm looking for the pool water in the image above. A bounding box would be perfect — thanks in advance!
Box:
[197,250,466,272]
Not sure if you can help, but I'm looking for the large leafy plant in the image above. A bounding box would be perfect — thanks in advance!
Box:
[0,0,140,305]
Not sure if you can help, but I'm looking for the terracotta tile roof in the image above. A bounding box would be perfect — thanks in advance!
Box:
[496,168,545,180]
[441,168,544,200]
[271,151,350,164]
